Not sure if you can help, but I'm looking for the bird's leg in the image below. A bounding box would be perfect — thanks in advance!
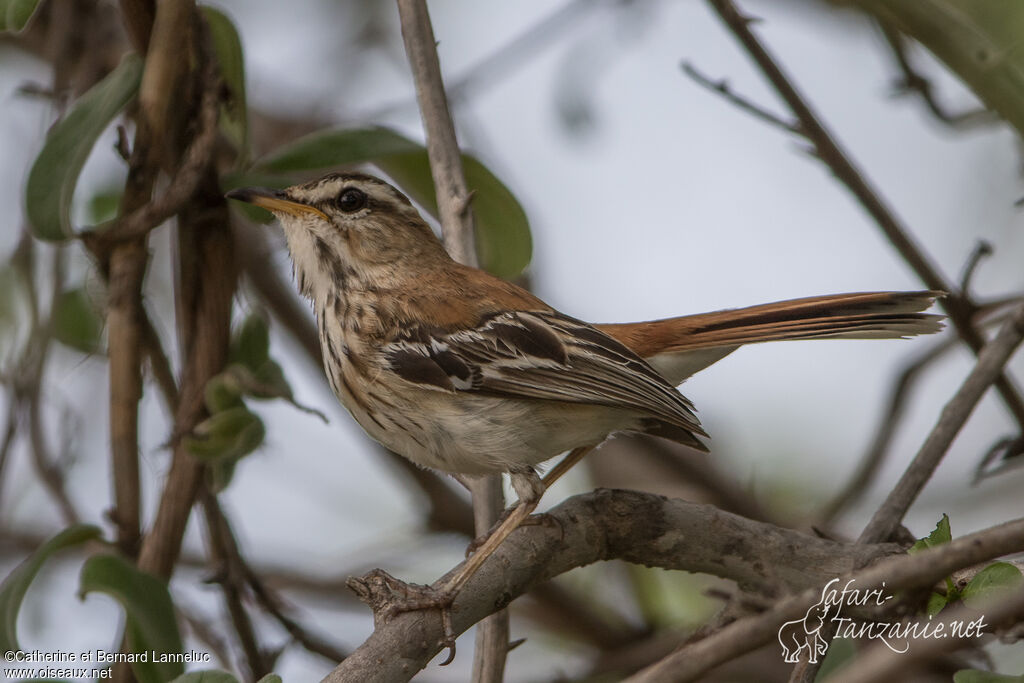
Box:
[465,444,593,555]
[354,446,595,665]
[442,445,595,593]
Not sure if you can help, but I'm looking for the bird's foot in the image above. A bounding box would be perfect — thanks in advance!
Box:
[346,568,459,665]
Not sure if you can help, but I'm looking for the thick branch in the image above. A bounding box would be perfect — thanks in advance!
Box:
[135,10,236,581]
[137,166,236,578]
[323,489,900,682]
[106,0,194,558]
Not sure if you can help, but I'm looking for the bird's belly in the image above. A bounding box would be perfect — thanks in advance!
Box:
[353,391,632,476]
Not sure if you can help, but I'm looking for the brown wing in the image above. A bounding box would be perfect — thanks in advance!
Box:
[382,310,706,440]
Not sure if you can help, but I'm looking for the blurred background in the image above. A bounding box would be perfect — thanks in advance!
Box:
[1,0,1023,680]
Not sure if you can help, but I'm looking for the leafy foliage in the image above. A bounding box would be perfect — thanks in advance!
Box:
[25,55,142,241]
[0,0,42,32]
[849,0,1024,137]
[0,525,102,653]
[908,513,951,553]
[51,287,104,354]
[909,516,1023,616]
[961,561,1024,609]
[79,555,185,683]
[202,6,248,162]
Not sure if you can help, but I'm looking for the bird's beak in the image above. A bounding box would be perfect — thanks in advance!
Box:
[225,187,328,220]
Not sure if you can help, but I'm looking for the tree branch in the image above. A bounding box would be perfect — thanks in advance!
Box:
[324,489,901,682]
[624,516,1024,683]
[136,11,236,580]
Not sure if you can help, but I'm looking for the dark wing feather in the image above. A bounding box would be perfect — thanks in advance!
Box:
[383,310,705,437]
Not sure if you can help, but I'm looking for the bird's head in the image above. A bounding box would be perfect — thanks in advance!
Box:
[227,173,450,290]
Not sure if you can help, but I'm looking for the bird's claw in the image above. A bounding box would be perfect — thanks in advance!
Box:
[348,568,459,664]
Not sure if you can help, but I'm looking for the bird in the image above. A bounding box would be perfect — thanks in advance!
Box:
[226,171,942,621]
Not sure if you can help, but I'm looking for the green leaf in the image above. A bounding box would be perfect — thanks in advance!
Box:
[0,264,30,364]
[256,676,282,683]
[0,0,42,32]
[845,0,1024,139]
[0,525,102,653]
[814,636,855,680]
[25,55,142,241]
[962,561,1024,609]
[226,362,291,402]
[378,152,532,280]
[926,590,950,617]
[256,127,421,172]
[953,671,1024,683]
[229,313,270,371]
[224,363,327,422]
[204,374,245,414]
[87,188,123,224]
[168,671,240,683]
[909,513,951,553]
[253,126,532,278]
[206,458,237,494]
[79,554,184,683]
[184,406,265,463]
[201,6,248,162]
[52,287,104,354]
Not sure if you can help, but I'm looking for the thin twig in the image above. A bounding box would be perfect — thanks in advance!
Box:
[26,385,79,526]
[177,601,238,676]
[21,239,79,527]
[822,299,1019,523]
[704,0,1024,434]
[396,0,506,676]
[0,398,18,515]
[200,488,271,680]
[859,301,1024,543]
[204,486,352,665]
[91,55,221,243]
[142,311,179,411]
[681,61,800,134]
[364,0,598,121]
[396,0,478,266]
[879,23,995,131]
[242,563,350,664]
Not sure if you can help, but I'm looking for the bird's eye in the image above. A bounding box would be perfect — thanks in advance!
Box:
[336,188,368,213]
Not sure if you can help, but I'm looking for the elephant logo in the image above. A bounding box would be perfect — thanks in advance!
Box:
[778,591,837,664]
